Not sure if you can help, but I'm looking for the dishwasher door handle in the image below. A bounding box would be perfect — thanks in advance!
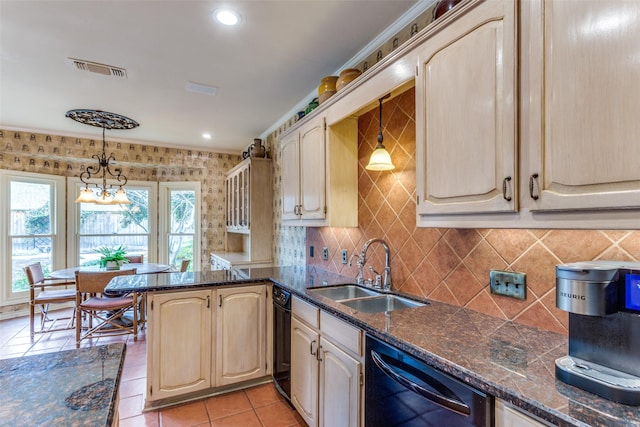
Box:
[371,350,471,416]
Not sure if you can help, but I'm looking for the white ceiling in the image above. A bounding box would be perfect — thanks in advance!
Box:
[0,0,429,153]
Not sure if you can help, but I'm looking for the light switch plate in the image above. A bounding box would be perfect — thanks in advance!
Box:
[490,270,526,300]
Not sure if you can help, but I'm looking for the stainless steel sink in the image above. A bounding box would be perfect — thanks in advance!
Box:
[307,285,380,301]
[340,295,425,313]
[307,284,426,313]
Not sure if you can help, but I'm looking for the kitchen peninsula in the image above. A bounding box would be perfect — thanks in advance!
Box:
[105,267,640,426]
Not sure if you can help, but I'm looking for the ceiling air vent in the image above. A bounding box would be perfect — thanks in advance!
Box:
[69,58,127,78]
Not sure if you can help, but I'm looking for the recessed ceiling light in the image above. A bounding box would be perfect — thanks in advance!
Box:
[202,133,212,140]
[214,9,240,26]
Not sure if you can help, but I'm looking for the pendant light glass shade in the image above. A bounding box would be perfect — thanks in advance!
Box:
[112,188,131,204]
[365,95,395,171]
[366,145,395,171]
[75,187,97,203]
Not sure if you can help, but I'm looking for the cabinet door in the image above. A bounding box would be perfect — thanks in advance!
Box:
[299,117,326,220]
[147,290,212,401]
[281,131,300,220]
[318,337,362,427]
[291,316,319,427]
[216,285,267,386]
[416,0,517,215]
[495,399,550,427]
[526,0,640,211]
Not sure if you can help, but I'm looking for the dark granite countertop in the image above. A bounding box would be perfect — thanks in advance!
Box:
[106,266,640,426]
[0,343,125,427]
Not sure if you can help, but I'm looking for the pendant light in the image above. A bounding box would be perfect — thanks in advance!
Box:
[65,109,139,204]
[366,94,395,171]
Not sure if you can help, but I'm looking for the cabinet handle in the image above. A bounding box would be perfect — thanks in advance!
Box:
[502,176,512,202]
[207,295,210,308]
[317,345,323,362]
[310,339,317,356]
[529,173,540,200]
[219,295,222,307]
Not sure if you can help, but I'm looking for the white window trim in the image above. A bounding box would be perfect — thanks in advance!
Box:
[0,170,66,306]
[66,178,158,265]
[158,181,201,271]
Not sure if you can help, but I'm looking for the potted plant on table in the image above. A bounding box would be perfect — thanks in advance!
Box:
[97,245,129,270]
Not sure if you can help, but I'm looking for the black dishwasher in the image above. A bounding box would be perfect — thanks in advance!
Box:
[365,335,493,426]
[272,285,291,402]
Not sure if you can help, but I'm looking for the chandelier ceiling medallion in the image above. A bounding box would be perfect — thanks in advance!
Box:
[65,109,139,205]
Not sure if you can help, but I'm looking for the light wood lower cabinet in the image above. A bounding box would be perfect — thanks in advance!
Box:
[495,399,551,427]
[291,316,320,426]
[216,285,267,386]
[290,297,363,427]
[146,284,268,406]
[318,336,360,427]
[148,289,213,401]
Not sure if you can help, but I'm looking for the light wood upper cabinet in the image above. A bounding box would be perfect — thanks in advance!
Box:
[281,130,302,221]
[281,116,326,221]
[280,115,358,227]
[216,285,267,386]
[524,0,640,211]
[213,157,272,268]
[415,0,517,217]
[147,289,212,401]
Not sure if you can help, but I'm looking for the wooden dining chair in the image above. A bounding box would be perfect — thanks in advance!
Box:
[75,269,138,348]
[125,254,144,263]
[180,259,191,272]
[24,262,76,341]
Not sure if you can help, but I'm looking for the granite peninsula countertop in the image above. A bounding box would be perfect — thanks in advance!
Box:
[105,266,640,426]
[0,343,125,427]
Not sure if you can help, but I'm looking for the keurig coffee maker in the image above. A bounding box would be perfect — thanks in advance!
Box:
[556,261,640,405]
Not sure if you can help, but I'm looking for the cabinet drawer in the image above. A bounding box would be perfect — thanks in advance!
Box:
[320,311,362,357]
[292,296,319,329]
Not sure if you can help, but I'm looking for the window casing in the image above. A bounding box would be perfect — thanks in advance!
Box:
[0,170,66,305]
[158,182,201,271]
[67,178,158,266]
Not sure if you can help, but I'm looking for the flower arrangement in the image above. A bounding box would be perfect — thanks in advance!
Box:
[96,245,129,269]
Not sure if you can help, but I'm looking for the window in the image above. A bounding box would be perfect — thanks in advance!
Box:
[0,170,66,304]
[67,179,158,266]
[159,182,200,271]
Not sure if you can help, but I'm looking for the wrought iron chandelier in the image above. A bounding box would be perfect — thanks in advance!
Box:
[65,109,139,204]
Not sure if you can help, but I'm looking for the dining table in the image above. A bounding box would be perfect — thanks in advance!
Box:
[49,263,172,280]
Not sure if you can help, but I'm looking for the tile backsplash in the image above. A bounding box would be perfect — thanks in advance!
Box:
[305,88,640,335]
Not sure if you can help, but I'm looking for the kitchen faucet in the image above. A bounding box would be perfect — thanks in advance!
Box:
[354,238,392,291]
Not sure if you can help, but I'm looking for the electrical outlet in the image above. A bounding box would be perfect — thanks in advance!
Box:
[490,270,526,300]
[309,245,314,258]
[341,249,348,264]
[322,247,329,260]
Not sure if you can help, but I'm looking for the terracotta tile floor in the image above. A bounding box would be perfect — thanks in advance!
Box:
[0,310,305,426]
